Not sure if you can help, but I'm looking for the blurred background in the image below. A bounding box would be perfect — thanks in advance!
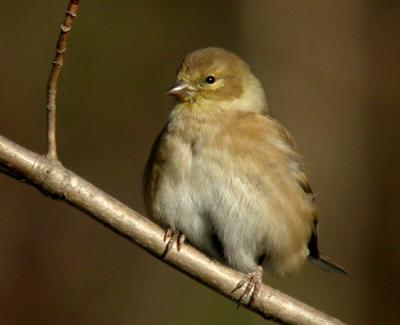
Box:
[1,1,399,324]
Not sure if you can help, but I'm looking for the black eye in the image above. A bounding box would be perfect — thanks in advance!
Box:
[205,75,216,84]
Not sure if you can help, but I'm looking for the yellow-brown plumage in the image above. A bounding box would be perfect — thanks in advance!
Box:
[143,47,347,304]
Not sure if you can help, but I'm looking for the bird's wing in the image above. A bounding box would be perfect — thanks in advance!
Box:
[142,123,168,216]
[274,122,320,258]
[294,170,321,259]
[275,121,348,274]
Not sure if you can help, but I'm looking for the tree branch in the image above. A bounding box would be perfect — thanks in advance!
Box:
[0,134,344,325]
[46,0,80,159]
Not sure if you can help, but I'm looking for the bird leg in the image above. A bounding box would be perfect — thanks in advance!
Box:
[232,265,263,307]
[162,228,185,258]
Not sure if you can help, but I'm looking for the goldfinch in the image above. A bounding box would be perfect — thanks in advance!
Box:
[143,47,347,305]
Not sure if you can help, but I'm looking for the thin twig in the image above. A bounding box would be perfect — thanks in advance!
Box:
[46,0,80,159]
[0,135,345,325]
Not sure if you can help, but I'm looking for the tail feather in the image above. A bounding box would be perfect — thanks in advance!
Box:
[309,254,349,276]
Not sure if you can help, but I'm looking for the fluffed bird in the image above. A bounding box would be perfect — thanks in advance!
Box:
[143,47,347,305]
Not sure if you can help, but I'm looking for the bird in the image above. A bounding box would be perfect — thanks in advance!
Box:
[143,47,347,305]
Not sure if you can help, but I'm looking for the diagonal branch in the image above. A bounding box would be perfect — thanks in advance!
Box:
[0,134,345,325]
[46,0,80,159]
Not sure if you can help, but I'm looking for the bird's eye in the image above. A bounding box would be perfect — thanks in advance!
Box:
[205,75,216,84]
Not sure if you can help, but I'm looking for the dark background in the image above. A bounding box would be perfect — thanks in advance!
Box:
[1,1,399,324]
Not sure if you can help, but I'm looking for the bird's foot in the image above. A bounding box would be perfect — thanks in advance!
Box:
[162,228,185,258]
[232,266,263,307]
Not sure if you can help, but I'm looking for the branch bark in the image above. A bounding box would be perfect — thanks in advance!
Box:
[0,134,344,325]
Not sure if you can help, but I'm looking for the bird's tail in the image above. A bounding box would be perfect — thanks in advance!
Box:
[309,254,349,275]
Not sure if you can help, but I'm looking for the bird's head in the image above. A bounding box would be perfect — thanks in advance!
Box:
[166,47,268,114]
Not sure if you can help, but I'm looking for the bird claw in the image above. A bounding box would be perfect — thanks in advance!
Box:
[162,228,185,258]
[232,266,263,307]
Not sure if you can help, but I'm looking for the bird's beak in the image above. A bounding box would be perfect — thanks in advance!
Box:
[165,82,194,101]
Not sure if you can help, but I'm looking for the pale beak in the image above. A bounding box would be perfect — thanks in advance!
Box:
[165,81,194,101]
